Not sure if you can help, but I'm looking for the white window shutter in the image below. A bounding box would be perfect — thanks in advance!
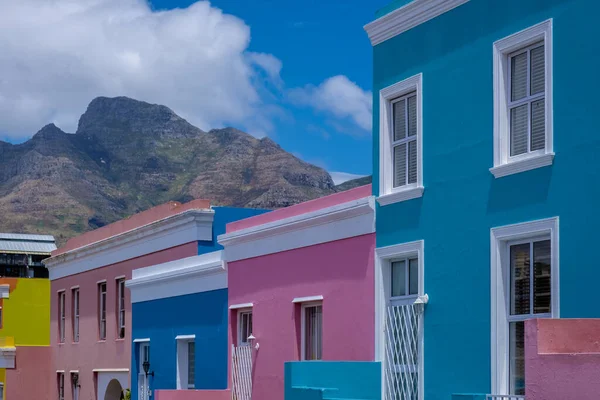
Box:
[511,52,528,102]
[530,99,545,151]
[530,45,545,95]
[394,99,406,141]
[394,143,407,187]
[510,104,528,156]
[408,96,417,137]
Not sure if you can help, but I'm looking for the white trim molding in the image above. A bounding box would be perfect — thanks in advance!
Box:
[229,302,253,310]
[490,217,559,395]
[218,196,375,262]
[92,368,129,373]
[0,285,9,299]
[175,334,196,340]
[292,295,324,303]
[364,0,469,46]
[491,19,554,178]
[127,251,226,303]
[375,240,425,400]
[378,73,424,207]
[132,338,150,343]
[45,209,215,280]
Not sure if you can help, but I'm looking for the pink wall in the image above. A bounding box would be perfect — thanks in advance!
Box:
[6,346,53,400]
[226,185,371,233]
[51,241,198,400]
[155,389,231,400]
[228,233,375,400]
[526,318,600,400]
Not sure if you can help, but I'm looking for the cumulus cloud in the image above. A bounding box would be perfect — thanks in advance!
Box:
[289,75,372,133]
[0,0,282,139]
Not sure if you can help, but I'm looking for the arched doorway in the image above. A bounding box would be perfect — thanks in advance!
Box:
[104,379,124,400]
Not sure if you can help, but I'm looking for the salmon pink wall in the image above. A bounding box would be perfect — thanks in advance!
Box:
[6,346,52,400]
[526,318,600,400]
[228,233,375,400]
[51,242,198,400]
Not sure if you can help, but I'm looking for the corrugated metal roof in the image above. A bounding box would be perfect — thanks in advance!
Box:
[0,233,57,254]
[0,233,56,242]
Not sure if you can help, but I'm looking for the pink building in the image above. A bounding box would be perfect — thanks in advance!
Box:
[45,200,214,400]
[218,185,375,400]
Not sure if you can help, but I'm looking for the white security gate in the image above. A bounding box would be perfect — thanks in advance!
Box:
[384,303,421,400]
[232,344,253,400]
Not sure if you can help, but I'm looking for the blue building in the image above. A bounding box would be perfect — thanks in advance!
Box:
[365,0,599,399]
[126,206,268,400]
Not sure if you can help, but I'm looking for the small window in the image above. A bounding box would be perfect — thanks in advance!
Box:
[59,291,66,343]
[187,341,195,389]
[176,337,195,390]
[238,310,253,346]
[58,372,65,400]
[117,278,125,339]
[301,303,322,361]
[391,257,419,298]
[71,372,79,400]
[98,282,107,340]
[72,289,79,343]
[391,92,418,188]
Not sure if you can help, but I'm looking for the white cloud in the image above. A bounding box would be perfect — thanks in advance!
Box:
[0,0,282,139]
[290,75,372,133]
[329,171,367,185]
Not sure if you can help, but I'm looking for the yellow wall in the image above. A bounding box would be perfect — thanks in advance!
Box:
[0,278,50,346]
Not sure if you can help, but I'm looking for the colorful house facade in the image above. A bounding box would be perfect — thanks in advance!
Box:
[218,185,376,400]
[127,207,268,400]
[0,233,56,400]
[364,0,600,399]
[45,200,266,400]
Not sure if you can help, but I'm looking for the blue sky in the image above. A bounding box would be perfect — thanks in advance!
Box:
[0,0,390,183]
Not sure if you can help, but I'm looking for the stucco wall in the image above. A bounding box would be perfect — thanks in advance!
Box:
[228,233,375,400]
[371,0,600,397]
[5,346,53,400]
[525,319,600,400]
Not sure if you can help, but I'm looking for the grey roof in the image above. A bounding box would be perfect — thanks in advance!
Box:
[0,233,57,254]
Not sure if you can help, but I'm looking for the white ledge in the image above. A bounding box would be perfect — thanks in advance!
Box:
[490,153,554,178]
[133,338,150,343]
[229,302,253,310]
[93,368,129,373]
[377,186,424,206]
[175,335,196,340]
[292,295,323,303]
[364,0,469,46]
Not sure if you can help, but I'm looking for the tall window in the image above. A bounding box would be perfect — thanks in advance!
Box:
[187,341,195,389]
[72,288,79,342]
[302,303,322,360]
[508,238,551,395]
[98,282,107,340]
[117,278,126,339]
[58,372,65,400]
[176,336,195,390]
[392,92,418,188]
[59,291,66,343]
[238,310,253,346]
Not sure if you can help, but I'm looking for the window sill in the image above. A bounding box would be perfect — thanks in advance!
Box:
[377,186,424,206]
[490,153,554,178]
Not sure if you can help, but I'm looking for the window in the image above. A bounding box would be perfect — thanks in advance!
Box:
[58,372,65,400]
[176,335,195,389]
[0,382,3,400]
[391,258,419,299]
[301,303,322,360]
[490,217,559,396]
[59,291,66,343]
[138,342,150,400]
[117,278,125,339]
[491,19,553,178]
[71,372,79,400]
[72,288,79,342]
[238,310,253,346]
[98,282,107,340]
[378,73,423,206]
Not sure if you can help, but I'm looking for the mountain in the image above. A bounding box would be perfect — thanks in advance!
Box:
[334,176,371,192]
[0,96,365,245]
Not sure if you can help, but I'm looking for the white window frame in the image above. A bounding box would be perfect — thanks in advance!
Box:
[490,217,559,395]
[58,290,66,343]
[375,240,425,400]
[98,282,107,340]
[176,335,196,390]
[300,301,323,361]
[58,372,65,400]
[491,19,554,178]
[72,288,79,343]
[117,278,126,339]
[237,309,253,347]
[378,73,424,206]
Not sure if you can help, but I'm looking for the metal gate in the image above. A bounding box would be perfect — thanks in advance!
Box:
[231,344,253,400]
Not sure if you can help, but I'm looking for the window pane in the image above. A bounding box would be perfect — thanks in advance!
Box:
[408,140,417,184]
[409,258,418,295]
[240,313,248,343]
[510,243,530,315]
[511,52,528,101]
[530,98,545,151]
[393,99,406,141]
[509,321,525,395]
[510,104,528,156]
[533,240,551,314]
[530,45,545,95]
[393,143,407,187]
[407,95,417,137]
[304,305,322,360]
[188,341,195,388]
[391,260,406,297]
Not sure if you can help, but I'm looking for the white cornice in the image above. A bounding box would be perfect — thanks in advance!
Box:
[46,210,214,280]
[218,196,375,262]
[126,251,227,303]
[364,0,469,46]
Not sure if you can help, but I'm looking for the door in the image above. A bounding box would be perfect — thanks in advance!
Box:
[138,343,150,400]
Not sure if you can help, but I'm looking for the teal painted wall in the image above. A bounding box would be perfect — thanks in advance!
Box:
[284,361,381,400]
[372,0,600,398]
